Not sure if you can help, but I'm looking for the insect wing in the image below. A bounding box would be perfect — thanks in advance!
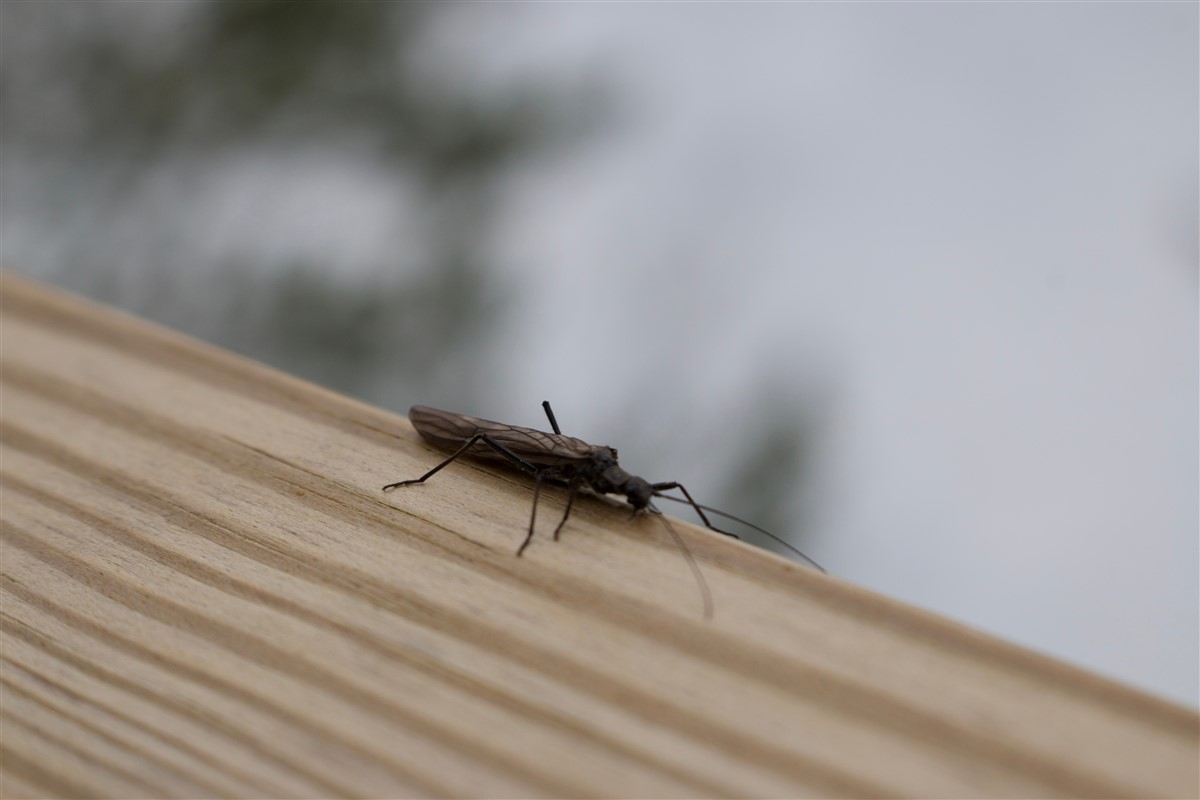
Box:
[408,405,494,449]
[408,406,595,467]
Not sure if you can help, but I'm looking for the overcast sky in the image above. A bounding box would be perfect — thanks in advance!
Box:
[417,2,1198,707]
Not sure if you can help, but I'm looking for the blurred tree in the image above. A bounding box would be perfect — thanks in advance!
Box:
[0,0,818,557]
[713,401,825,559]
[0,0,589,408]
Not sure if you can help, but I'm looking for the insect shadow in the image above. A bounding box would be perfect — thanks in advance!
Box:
[383,402,825,618]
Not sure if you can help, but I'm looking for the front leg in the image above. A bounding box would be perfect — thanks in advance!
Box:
[650,481,739,539]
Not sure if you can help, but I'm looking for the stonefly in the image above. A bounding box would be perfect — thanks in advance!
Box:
[383,402,824,618]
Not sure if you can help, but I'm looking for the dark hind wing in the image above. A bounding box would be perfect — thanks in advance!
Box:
[408,405,596,466]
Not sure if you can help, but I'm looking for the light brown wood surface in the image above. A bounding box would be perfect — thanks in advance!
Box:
[1,271,1196,799]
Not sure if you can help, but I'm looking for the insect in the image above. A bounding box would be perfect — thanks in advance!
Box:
[383,402,824,618]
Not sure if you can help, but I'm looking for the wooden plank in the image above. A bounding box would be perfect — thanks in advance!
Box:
[1,270,1196,799]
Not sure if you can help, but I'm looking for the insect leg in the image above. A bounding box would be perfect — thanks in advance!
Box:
[382,433,540,491]
[551,481,581,541]
[652,486,828,572]
[541,400,562,435]
[516,470,547,557]
[650,481,739,539]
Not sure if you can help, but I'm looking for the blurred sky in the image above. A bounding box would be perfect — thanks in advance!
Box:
[425,3,1198,708]
[2,2,1196,707]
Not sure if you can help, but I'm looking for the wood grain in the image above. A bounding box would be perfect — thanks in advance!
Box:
[1,270,1196,799]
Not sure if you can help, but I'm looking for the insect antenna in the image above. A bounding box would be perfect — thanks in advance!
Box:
[651,493,826,573]
[649,509,713,620]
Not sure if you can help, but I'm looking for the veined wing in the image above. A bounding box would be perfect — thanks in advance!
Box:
[408,405,598,467]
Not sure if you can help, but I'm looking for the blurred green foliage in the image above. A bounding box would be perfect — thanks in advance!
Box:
[1,0,583,407]
[1,0,819,552]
